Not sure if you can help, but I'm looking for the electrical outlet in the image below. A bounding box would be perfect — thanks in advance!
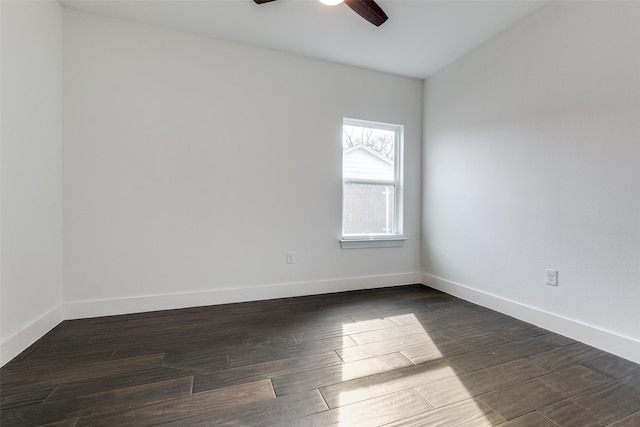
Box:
[287,251,295,264]
[545,269,558,286]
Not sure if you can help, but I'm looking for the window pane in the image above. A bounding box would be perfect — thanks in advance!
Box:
[343,183,396,235]
[343,125,395,181]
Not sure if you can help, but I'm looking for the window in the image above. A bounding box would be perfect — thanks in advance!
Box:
[341,118,405,248]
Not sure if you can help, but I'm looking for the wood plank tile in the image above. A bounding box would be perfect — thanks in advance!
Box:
[290,302,378,317]
[481,381,564,422]
[528,342,607,371]
[447,335,565,372]
[36,419,79,427]
[536,363,615,395]
[441,331,510,353]
[228,336,356,368]
[445,310,513,329]
[478,365,612,420]
[108,330,245,360]
[290,312,356,326]
[415,358,550,408]
[109,339,191,359]
[293,317,398,343]
[110,325,228,344]
[162,349,229,373]
[1,377,193,427]
[193,351,343,393]
[349,323,430,345]
[157,389,328,427]
[219,313,293,329]
[492,323,553,342]
[375,307,479,330]
[74,378,275,427]
[610,412,640,426]
[275,389,433,427]
[2,350,115,378]
[112,310,223,330]
[46,366,191,402]
[495,412,560,427]
[377,312,432,326]
[1,385,57,410]
[246,330,299,346]
[528,331,580,347]
[320,358,461,408]
[538,399,608,427]
[419,319,505,341]
[540,373,640,427]
[347,307,430,323]
[93,327,247,347]
[1,353,164,388]
[336,332,446,363]
[272,352,413,396]
[382,398,504,427]
[25,344,119,361]
[581,354,640,380]
[401,332,509,364]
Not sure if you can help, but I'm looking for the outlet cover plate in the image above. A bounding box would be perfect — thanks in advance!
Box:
[545,269,558,286]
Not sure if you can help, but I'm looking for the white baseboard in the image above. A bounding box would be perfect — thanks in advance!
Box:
[8,271,636,368]
[422,272,640,365]
[63,272,422,320]
[0,305,63,366]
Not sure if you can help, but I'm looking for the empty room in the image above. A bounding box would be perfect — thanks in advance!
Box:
[1,0,639,425]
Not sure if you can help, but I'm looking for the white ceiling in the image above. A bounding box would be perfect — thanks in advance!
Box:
[60,0,549,79]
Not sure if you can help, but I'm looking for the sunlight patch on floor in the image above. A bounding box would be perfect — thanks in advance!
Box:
[335,312,497,426]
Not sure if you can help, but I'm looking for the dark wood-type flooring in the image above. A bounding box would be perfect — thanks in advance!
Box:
[2,285,640,426]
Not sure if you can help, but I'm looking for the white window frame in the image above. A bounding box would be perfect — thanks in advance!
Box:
[340,118,406,249]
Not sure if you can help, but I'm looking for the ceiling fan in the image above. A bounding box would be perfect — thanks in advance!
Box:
[253,0,388,27]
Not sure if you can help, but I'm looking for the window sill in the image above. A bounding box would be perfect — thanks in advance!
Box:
[339,236,407,249]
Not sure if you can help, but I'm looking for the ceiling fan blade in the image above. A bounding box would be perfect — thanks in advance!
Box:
[344,0,388,26]
[254,0,278,4]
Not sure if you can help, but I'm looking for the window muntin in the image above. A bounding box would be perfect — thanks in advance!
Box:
[342,119,403,239]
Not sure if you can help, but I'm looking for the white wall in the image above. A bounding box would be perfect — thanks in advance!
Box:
[0,1,64,365]
[422,1,640,363]
[62,10,423,317]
